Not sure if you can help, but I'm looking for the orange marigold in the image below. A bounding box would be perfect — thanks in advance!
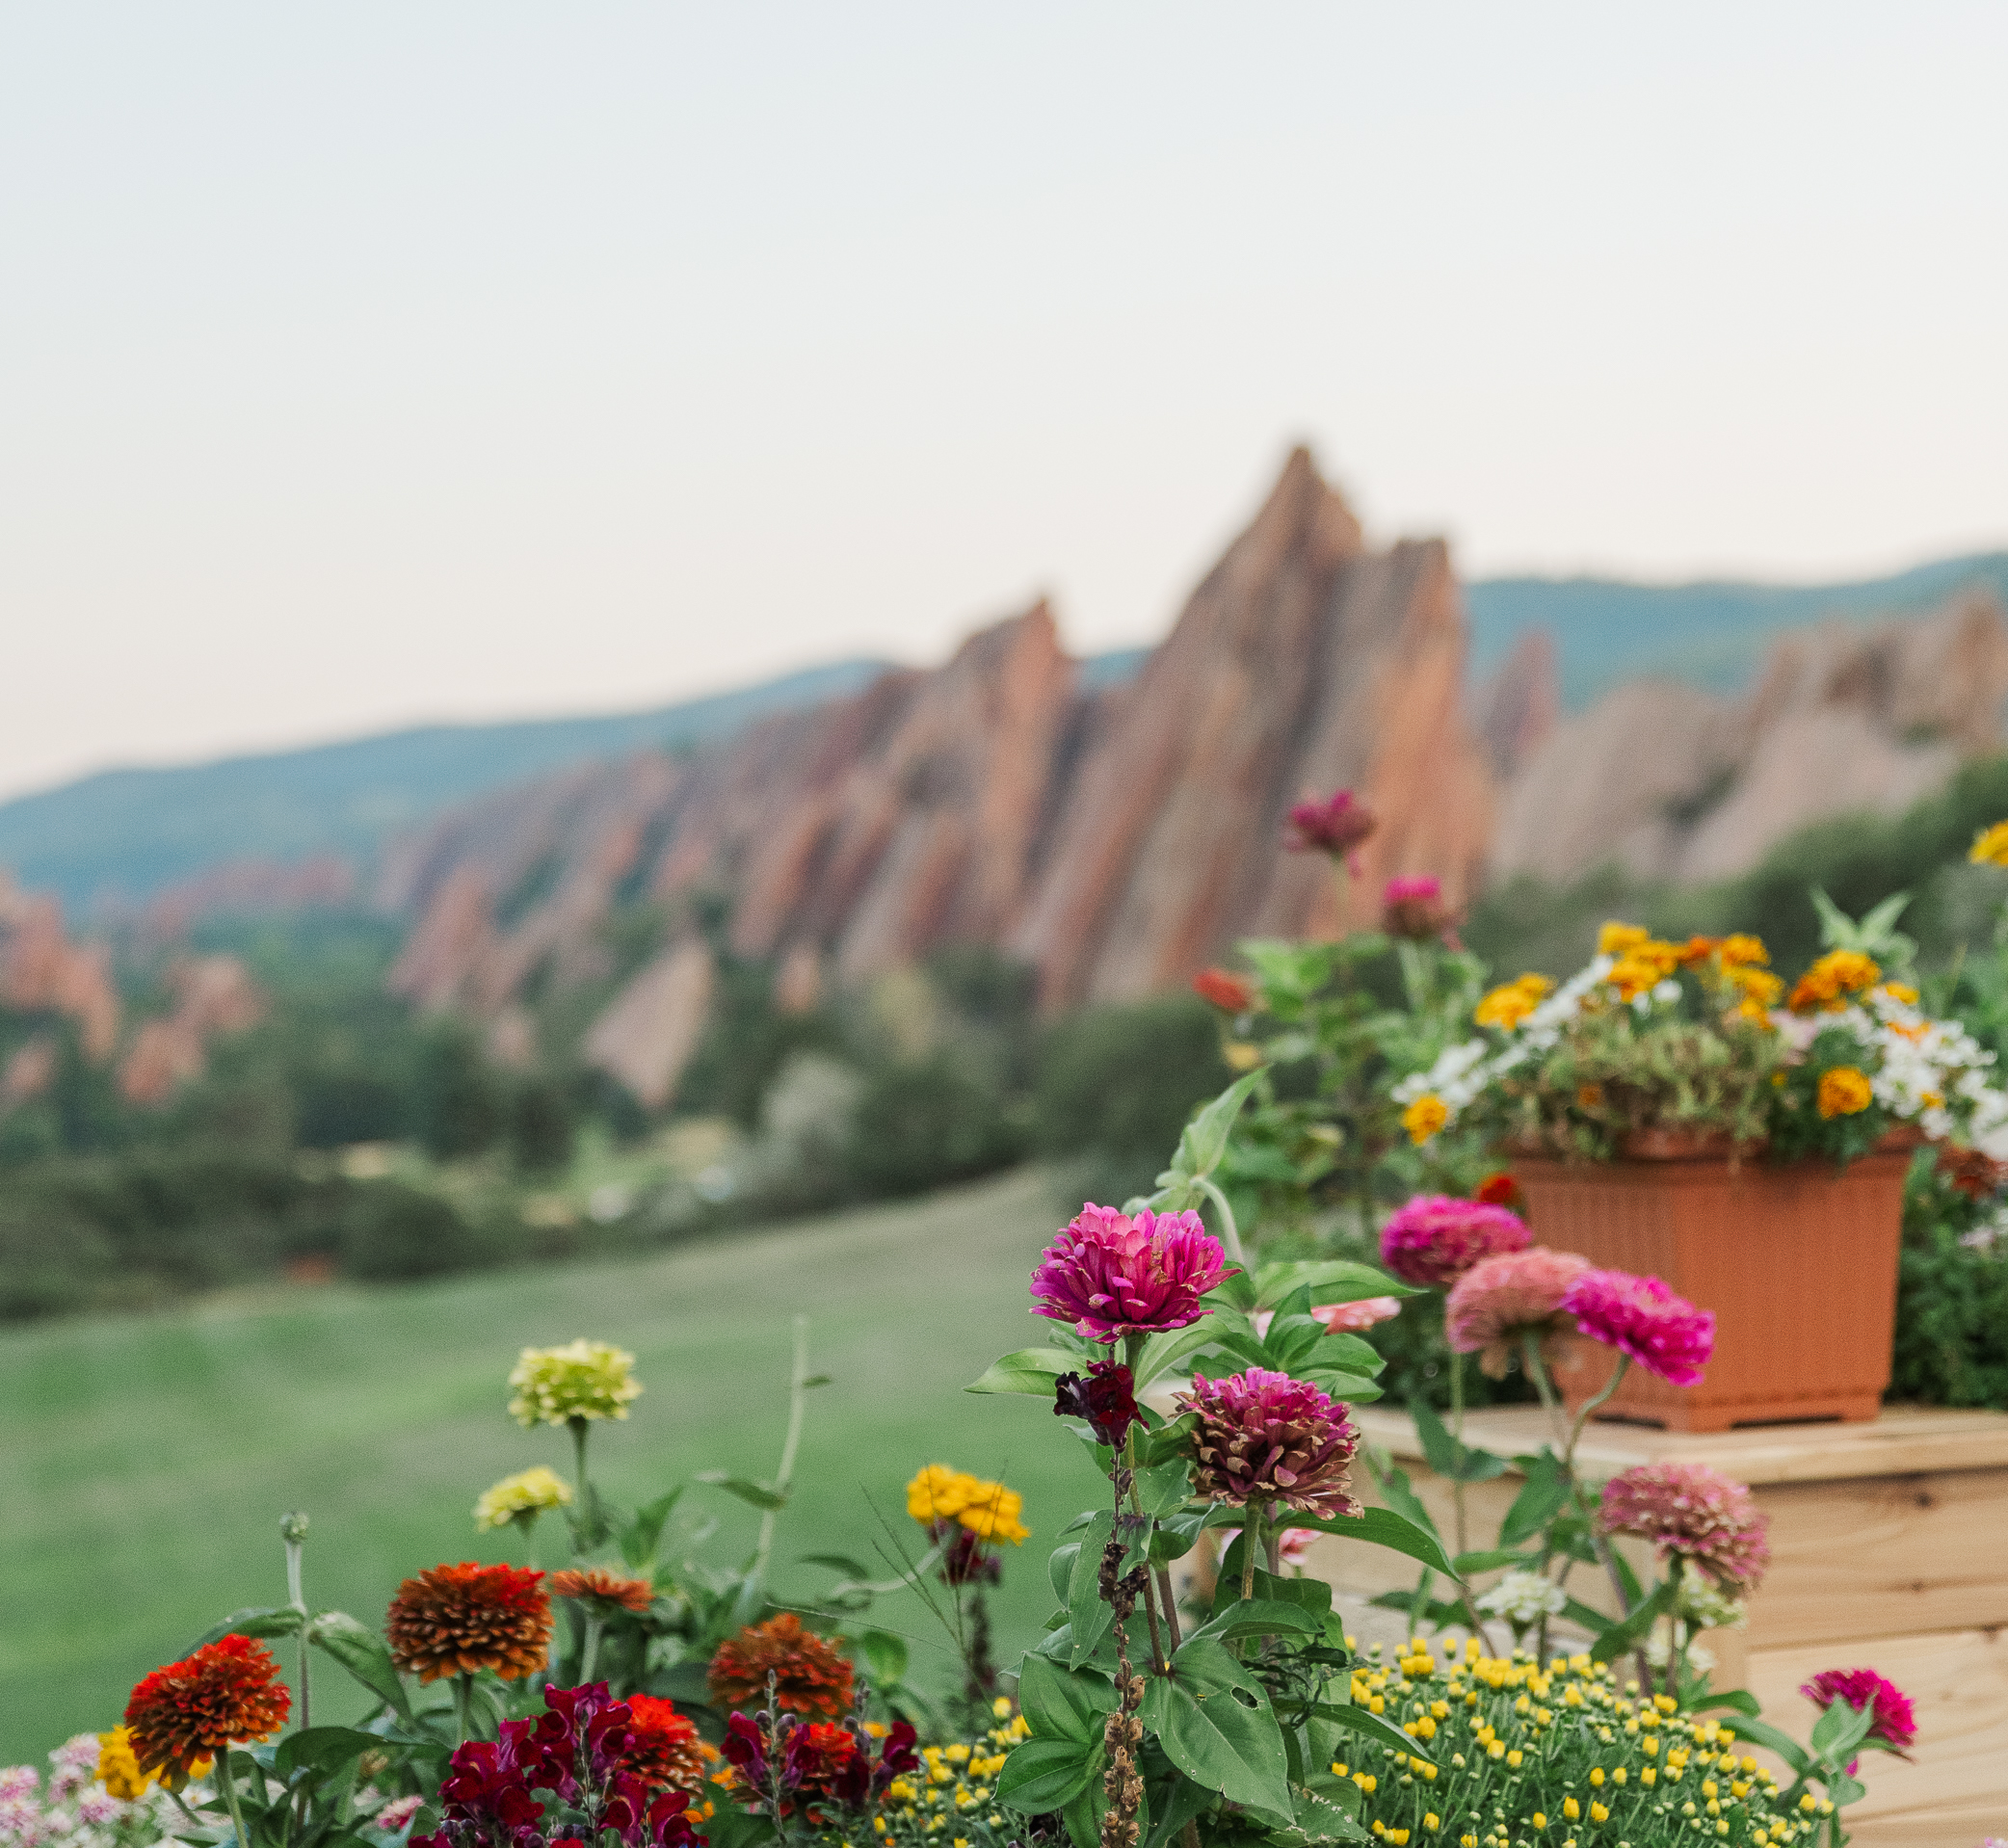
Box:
[385,1561,552,1683]
[547,1568,655,1614]
[622,1693,719,1794]
[123,1634,290,1787]
[1817,1067,1874,1119]
[706,1612,854,1718]
[1788,949,1881,1013]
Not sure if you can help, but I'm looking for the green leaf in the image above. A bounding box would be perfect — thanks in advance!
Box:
[801,1373,834,1389]
[1313,1702,1434,1764]
[1287,1789,1369,1843]
[1061,1771,1110,1848]
[1721,1715,1814,1777]
[1411,1399,1507,1484]
[274,1728,380,1780]
[1068,1513,1118,1668]
[1588,1580,1676,1665]
[696,1472,788,1510]
[800,1552,873,1576]
[1132,1324,1222,1392]
[1185,1599,1325,1646]
[1692,1690,1761,1717]
[1254,1259,1417,1308]
[1167,1636,1264,1698]
[999,1736,1102,1812]
[1292,1507,1457,1578]
[858,1629,909,1689]
[1141,1676,1293,1816]
[1138,1413,1199,1467]
[1016,1653,1117,1744]
[621,1488,684,1568]
[1810,1698,1877,1765]
[1166,1070,1265,1185]
[965,1348,1078,1396]
[1497,1454,1570,1546]
[1133,1460,1194,1518]
[1453,1549,1533,1575]
[188,1606,305,1651]
[305,1612,410,1721]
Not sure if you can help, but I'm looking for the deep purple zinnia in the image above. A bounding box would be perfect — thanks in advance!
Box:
[1379,1194,1531,1287]
[1598,1462,1771,1592]
[1800,1668,1917,1762]
[1564,1267,1715,1388]
[1030,1204,1230,1343]
[1176,1367,1361,1518]
[1283,789,1377,861]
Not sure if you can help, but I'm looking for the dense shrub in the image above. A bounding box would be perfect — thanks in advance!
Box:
[336,1181,489,1280]
[842,1052,1030,1199]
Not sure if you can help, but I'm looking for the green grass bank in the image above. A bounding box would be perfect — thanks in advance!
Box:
[0,1169,1098,1760]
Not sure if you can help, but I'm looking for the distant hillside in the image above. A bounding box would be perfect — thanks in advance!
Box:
[0,661,889,912]
[1466,552,2008,710]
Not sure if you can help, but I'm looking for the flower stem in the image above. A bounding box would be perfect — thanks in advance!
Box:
[281,1514,310,1733]
[1198,1177,1246,1267]
[569,1416,592,1557]
[581,1614,604,1685]
[1240,1501,1261,1603]
[452,1674,473,1744]
[1449,1349,1468,1560]
[753,1317,811,1596]
[215,1743,250,1848]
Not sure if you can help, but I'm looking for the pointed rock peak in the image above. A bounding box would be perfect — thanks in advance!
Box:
[948,594,1070,672]
[1252,443,1363,565]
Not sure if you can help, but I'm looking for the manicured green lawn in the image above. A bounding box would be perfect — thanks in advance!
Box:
[0,1169,1101,1762]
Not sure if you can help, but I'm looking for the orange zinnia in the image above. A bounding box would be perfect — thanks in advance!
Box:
[706,1613,854,1718]
[385,1562,552,1683]
[622,1694,718,1793]
[547,1568,655,1615]
[124,1635,290,1787]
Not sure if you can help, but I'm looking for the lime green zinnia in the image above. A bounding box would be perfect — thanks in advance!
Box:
[474,1465,574,1531]
[508,1338,644,1428]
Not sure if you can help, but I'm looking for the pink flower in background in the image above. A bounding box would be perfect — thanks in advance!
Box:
[1382,875,1459,943]
[1030,1204,1230,1343]
[1178,1367,1362,1518]
[1598,1462,1772,1592]
[1444,1247,1590,1379]
[1250,1298,1402,1340]
[1380,1195,1532,1287]
[1800,1668,1917,1766]
[1564,1268,1714,1387]
[1283,789,1377,864]
[1277,1528,1319,1571]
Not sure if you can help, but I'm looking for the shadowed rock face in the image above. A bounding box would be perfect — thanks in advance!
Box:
[1492,592,2008,886]
[382,447,1498,1100]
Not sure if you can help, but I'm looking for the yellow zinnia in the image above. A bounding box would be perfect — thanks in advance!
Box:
[1475,973,1553,1030]
[474,1465,574,1531]
[1598,921,1651,955]
[1817,1067,1874,1119]
[1402,1095,1449,1144]
[1969,820,2008,866]
[508,1339,642,1427]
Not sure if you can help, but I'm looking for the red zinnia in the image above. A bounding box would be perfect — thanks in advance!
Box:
[1382,875,1458,942]
[1475,1173,1525,1214]
[385,1562,553,1683]
[124,1634,291,1785]
[1191,967,1257,1014]
[621,1694,717,1794]
[707,1613,854,1719]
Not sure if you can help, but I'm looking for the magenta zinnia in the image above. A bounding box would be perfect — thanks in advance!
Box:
[1283,789,1376,858]
[1598,1462,1771,1592]
[1800,1667,1917,1756]
[1177,1367,1361,1517]
[1444,1246,1590,1379]
[1564,1267,1715,1387]
[1379,1194,1531,1287]
[1382,875,1456,941]
[1030,1204,1229,1342]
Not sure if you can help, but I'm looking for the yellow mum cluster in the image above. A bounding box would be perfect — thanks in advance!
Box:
[906,1465,1030,1544]
[1968,819,2008,866]
[1340,1640,1825,1848]
[1786,950,1881,1016]
[1476,974,1555,1031]
[1595,925,1780,1020]
[97,1725,208,1799]
[871,1703,1030,1848]
[1815,1067,1874,1120]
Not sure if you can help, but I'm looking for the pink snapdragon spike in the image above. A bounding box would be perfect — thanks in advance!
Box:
[1444,1246,1591,1379]
[1030,1203,1231,1343]
[1800,1668,1917,1766]
[1176,1367,1362,1518]
[1283,789,1377,863]
[1564,1267,1715,1388]
[1380,1194,1532,1287]
[1598,1462,1772,1592]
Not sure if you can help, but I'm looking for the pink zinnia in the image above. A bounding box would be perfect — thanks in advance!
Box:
[1444,1247,1590,1379]
[1380,1195,1531,1287]
[1564,1267,1715,1387]
[1598,1462,1772,1592]
[1251,1299,1402,1340]
[1800,1668,1916,1761]
[1283,789,1376,860]
[1030,1204,1230,1343]
[1177,1367,1361,1518]
[1383,875,1457,942]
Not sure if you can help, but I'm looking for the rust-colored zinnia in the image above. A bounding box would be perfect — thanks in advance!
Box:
[123,1634,291,1785]
[385,1561,553,1683]
[547,1568,655,1614]
[622,1693,718,1793]
[706,1613,854,1718]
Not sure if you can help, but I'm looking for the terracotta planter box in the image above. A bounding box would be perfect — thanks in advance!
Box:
[1511,1151,1910,1433]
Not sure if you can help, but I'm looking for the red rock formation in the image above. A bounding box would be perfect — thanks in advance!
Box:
[0,875,121,1060]
[138,855,356,945]
[1470,627,1562,779]
[117,955,266,1105]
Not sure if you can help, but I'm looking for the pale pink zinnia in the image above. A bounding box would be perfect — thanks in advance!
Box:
[1277,1528,1319,1571]
[1380,1194,1531,1287]
[1598,1462,1771,1592]
[1800,1668,1917,1763]
[1251,1299,1402,1340]
[1030,1204,1230,1343]
[1564,1267,1714,1387]
[1444,1247,1590,1379]
[1177,1367,1362,1518]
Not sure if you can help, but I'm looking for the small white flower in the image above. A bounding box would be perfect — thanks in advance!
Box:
[1476,1569,1566,1624]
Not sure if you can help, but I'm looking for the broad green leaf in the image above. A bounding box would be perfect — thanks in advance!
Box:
[1141,1677,1292,1816]
[1185,1599,1324,1646]
[1305,1370,1385,1404]
[1068,1513,1118,1668]
[621,1488,684,1568]
[1166,1070,1265,1184]
[274,1728,380,1780]
[1287,1789,1369,1843]
[1133,1460,1194,1518]
[1166,1637,1263,1699]
[1453,1549,1533,1575]
[858,1629,908,1689]
[1254,1259,1418,1308]
[998,1736,1103,1813]
[188,1606,304,1651]
[1132,1323,1222,1392]
[1497,1455,1570,1546]
[1060,1770,1110,1848]
[1138,1413,1199,1467]
[1722,1715,1814,1777]
[696,1472,788,1510]
[1209,1269,1259,1311]
[1049,1541,1083,1605]
[965,1348,1078,1396]
[1017,1653,1117,1744]
[305,1612,410,1720]
[1315,1702,1435,1763]
[1692,1690,1761,1718]
[1810,1697,1878,1765]
[1293,1507,1457,1578]
[1411,1399,1507,1484]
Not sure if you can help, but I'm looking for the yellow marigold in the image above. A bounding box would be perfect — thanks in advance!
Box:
[1224,1041,1263,1071]
[906,1466,1029,1543]
[1608,944,1681,1001]
[1880,982,1919,1006]
[508,1339,642,1427]
[1598,921,1651,955]
[98,1727,208,1800]
[1402,1095,1449,1144]
[1727,965,1783,1006]
[957,1483,1029,1544]
[1817,1067,1874,1119]
[1788,951,1881,1013]
[474,1465,574,1531]
[1969,820,2008,866]
[1475,973,1553,1029]
[1719,934,1769,967]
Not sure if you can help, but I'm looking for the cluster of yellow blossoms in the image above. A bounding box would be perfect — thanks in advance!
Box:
[865,1703,1030,1848]
[1785,950,1882,1016]
[1340,1641,1829,1848]
[1592,926,1782,1019]
[906,1465,1031,1544]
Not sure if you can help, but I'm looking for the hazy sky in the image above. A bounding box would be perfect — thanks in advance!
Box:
[4,4,2004,803]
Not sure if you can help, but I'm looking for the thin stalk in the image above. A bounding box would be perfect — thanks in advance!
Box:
[214,1744,250,1848]
[281,1514,310,1732]
[569,1417,592,1558]
[1449,1349,1468,1559]
[1198,1178,1245,1267]
[1240,1501,1261,1603]
[452,1675,474,1745]
[1123,1454,1170,1674]
[1153,1566,1183,1650]
[580,1614,604,1685]
[752,1317,812,1592]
